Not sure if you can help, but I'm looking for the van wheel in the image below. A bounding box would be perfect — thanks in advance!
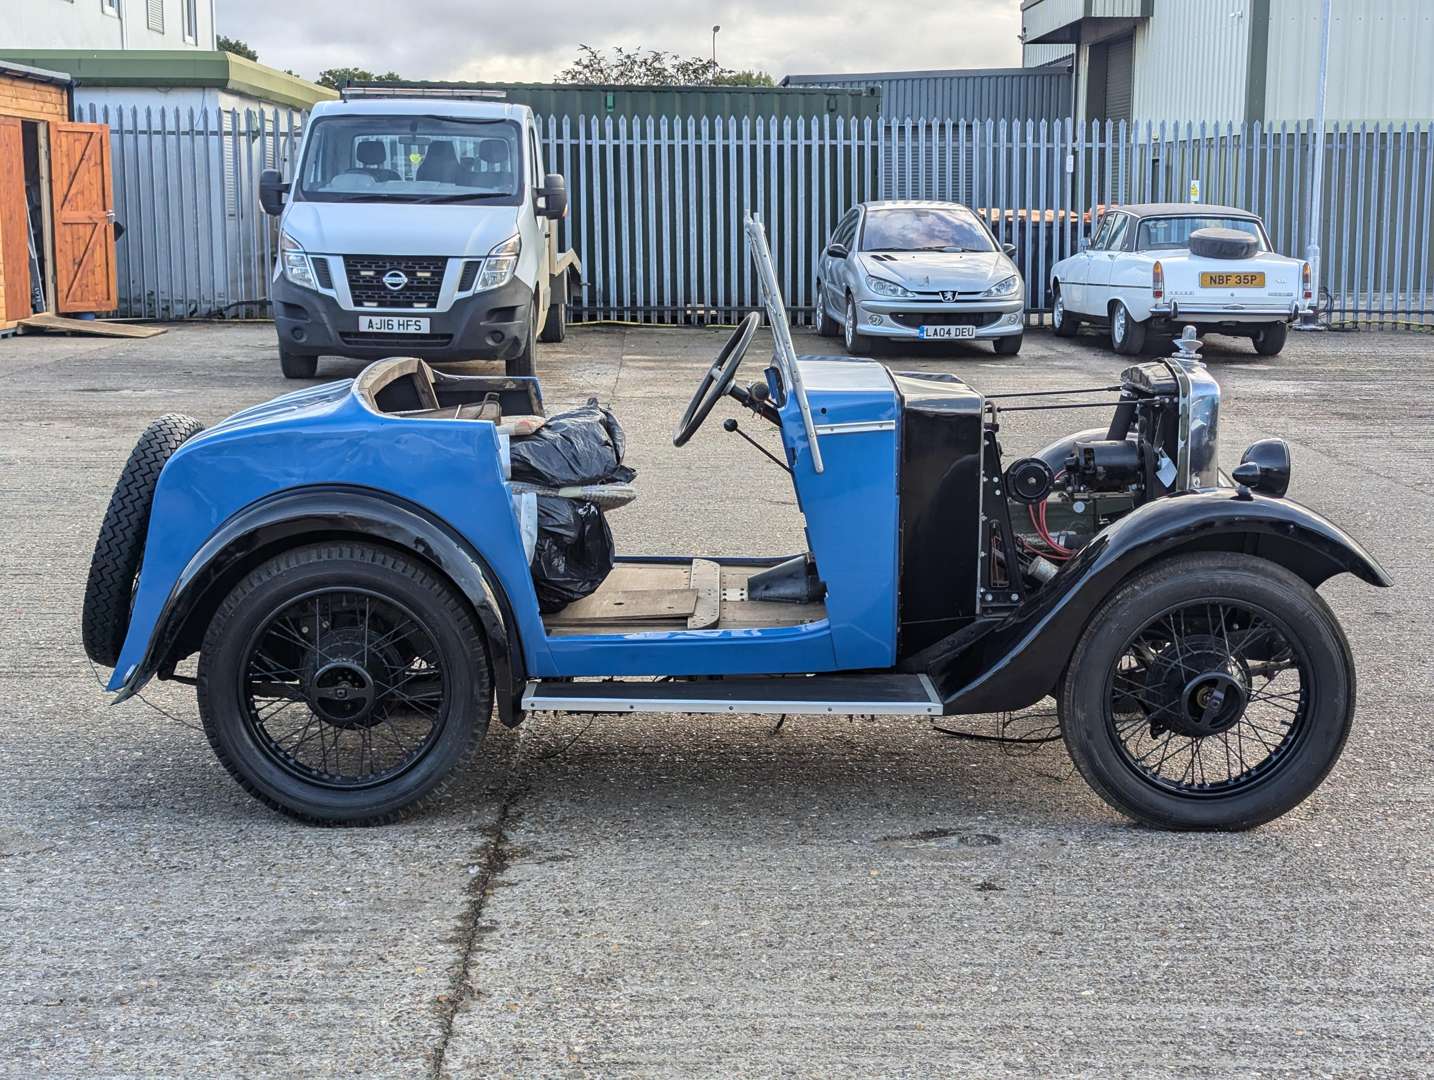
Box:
[539,291,567,344]
[279,346,318,379]
[196,542,492,825]
[1111,301,1147,355]
[1252,322,1288,356]
[1059,553,1354,831]
[507,299,538,377]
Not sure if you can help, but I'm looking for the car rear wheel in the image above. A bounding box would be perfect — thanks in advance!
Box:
[814,283,838,337]
[279,346,318,380]
[82,413,206,666]
[1052,287,1080,337]
[197,542,491,825]
[507,298,538,377]
[843,295,870,355]
[1111,301,1147,355]
[1060,552,1355,831]
[1252,321,1288,356]
[992,332,1023,356]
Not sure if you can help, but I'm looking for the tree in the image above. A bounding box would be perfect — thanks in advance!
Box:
[555,45,773,87]
[317,67,404,90]
[216,35,258,62]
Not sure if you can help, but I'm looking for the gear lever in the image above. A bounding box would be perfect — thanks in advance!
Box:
[722,418,791,474]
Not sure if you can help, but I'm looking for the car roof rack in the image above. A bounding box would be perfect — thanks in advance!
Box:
[340,81,510,102]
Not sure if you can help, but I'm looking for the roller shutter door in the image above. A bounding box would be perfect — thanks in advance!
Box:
[1104,36,1134,124]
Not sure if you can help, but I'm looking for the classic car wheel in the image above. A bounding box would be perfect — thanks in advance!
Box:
[814,283,838,337]
[843,295,870,355]
[506,299,538,377]
[1252,322,1288,356]
[1060,553,1354,831]
[197,543,491,825]
[1110,301,1147,355]
[1052,288,1080,337]
[82,413,206,666]
[279,346,318,380]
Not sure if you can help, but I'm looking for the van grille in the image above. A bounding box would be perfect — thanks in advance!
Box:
[344,255,447,309]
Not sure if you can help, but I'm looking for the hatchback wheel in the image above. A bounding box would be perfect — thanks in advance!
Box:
[843,295,871,355]
[197,543,491,825]
[814,283,838,337]
[1060,553,1355,831]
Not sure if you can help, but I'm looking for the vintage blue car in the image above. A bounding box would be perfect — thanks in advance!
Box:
[81,218,1389,831]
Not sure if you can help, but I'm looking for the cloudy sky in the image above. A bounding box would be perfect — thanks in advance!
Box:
[222,0,1024,85]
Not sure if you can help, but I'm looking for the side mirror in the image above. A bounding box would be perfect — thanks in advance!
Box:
[1078,236,1091,253]
[259,169,289,217]
[825,242,849,260]
[1233,438,1291,497]
[1002,242,1018,259]
[537,173,567,220]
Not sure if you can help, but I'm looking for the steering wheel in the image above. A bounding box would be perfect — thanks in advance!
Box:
[672,311,761,447]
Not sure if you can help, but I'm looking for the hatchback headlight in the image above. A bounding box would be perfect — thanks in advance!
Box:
[280,232,316,290]
[478,234,521,290]
[983,274,1021,298]
[866,274,916,299]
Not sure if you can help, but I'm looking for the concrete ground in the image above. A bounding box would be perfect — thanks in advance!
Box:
[1,319,1430,1078]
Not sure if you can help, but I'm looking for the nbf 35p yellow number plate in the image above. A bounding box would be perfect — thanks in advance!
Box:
[1200,271,1265,288]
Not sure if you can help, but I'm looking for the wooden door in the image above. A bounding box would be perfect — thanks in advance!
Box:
[0,116,30,322]
[50,121,117,314]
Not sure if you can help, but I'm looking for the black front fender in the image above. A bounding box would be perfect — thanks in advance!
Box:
[931,489,1390,715]
[118,485,525,725]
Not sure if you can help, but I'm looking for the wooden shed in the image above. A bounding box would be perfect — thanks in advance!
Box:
[0,60,117,332]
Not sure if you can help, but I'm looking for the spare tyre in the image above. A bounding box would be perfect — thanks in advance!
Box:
[82,414,206,666]
[1189,227,1260,260]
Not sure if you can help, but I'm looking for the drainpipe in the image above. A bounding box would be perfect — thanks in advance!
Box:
[1297,0,1331,331]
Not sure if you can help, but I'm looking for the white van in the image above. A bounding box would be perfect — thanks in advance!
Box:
[259,92,580,378]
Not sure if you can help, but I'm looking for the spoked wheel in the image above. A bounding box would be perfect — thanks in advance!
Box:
[1061,553,1354,830]
[198,543,491,824]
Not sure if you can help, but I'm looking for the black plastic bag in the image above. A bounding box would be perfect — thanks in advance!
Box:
[510,398,636,487]
[531,496,614,613]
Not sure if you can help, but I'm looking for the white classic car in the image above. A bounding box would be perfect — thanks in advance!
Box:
[1049,203,1313,356]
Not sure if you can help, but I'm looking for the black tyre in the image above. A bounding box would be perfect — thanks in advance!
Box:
[196,543,492,825]
[1252,321,1288,356]
[992,332,1024,356]
[1060,553,1355,831]
[842,294,870,355]
[1051,285,1080,337]
[539,286,567,343]
[814,282,839,337]
[506,298,538,377]
[279,346,318,379]
[1110,301,1147,355]
[82,413,206,666]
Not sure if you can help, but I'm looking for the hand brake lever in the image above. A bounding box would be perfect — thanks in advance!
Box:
[722,418,791,474]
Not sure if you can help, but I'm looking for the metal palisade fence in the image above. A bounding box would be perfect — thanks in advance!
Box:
[89,104,1432,330]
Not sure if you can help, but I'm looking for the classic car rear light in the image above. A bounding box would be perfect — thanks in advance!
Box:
[1152,260,1165,302]
[1302,261,1313,301]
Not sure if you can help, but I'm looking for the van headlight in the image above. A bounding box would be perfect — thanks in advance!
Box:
[478,234,521,290]
[280,232,317,290]
[865,274,915,299]
[983,274,1021,298]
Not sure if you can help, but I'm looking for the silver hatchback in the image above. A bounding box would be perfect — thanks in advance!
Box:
[814,200,1026,355]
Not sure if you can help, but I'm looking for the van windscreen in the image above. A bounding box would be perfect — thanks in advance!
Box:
[296,115,524,205]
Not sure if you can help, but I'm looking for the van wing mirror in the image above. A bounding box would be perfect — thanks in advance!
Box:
[538,173,567,220]
[259,169,289,217]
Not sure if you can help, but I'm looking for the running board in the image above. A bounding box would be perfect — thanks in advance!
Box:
[521,674,942,716]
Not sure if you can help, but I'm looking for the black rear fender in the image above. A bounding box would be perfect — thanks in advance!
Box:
[930,489,1390,715]
[125,486,525,725]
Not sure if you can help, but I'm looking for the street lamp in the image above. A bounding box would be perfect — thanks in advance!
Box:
[712,24,720,67]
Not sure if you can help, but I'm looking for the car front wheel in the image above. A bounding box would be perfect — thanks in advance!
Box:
[843,295,870,355]
[197,542,492,825]
[1052,287,1080,337]
[814,283,838,337]
[992,332,1023,356]
[1060,552,1355,831]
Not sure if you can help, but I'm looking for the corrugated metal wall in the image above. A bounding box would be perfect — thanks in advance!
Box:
[782,69,1072,122]
[1264,0,1434,124]
[1022,43,1076,68]
[1130,0,1250,124]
